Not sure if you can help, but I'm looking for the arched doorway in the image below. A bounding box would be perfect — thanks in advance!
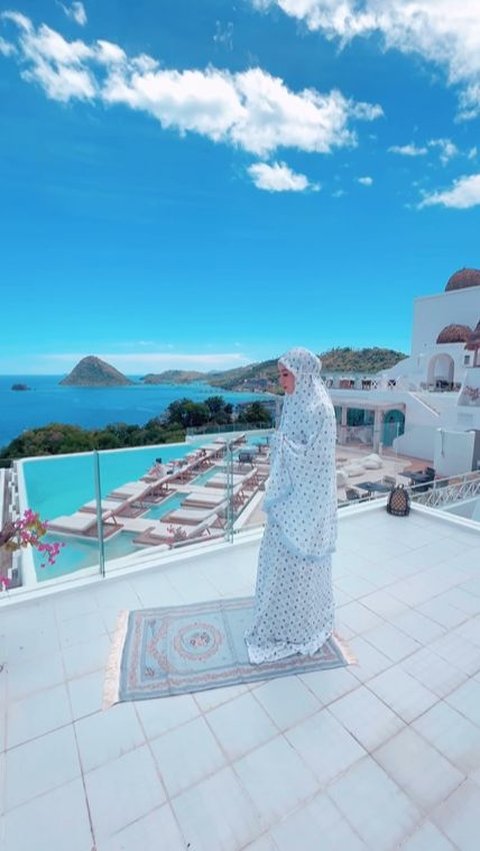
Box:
[427,354,454,389]
[383,409,405,446]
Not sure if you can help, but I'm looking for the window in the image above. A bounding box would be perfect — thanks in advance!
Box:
[464,355,471,365]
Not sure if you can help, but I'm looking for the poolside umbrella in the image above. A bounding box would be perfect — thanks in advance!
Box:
[465,321,480,367]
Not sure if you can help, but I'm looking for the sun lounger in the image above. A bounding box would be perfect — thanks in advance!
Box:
[205,473,247,489]
[198,444,226,458]
[108,481,152,499]
[47,510,121,536]
[79,498,126,514]
[162,500,228,526]
[183,483,244,508]
[133,514,221,547]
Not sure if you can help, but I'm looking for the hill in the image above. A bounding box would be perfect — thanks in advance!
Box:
[141,370,205,384]
[59,356,134,387]
[138,348,406,392]
[319,347,406,372]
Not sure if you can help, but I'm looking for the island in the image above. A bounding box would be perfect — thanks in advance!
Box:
[11,383,30,391]
[59,356,135,387]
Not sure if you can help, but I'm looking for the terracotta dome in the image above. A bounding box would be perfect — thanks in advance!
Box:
[436,324,472,344]
[465,321,480,351]
[445,268,480,291]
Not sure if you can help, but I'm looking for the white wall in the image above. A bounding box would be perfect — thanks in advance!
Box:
[433,428,476,477]
[393,425,436,461]
[411,287,480,354]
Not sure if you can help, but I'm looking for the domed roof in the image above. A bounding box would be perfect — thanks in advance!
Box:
[436,324,472,344]
[465,320,480,350]
[445,268,480,291]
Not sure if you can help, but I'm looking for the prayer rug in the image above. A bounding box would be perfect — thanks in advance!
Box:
[103,596,355,707]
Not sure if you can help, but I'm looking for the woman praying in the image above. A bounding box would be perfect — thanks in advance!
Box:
[245,347,337,664]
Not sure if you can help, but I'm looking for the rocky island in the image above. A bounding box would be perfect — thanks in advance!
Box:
[11,383,31,391]
[59,356,134,387]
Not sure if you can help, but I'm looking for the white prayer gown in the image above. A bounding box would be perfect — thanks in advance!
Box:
[245,348,337,664]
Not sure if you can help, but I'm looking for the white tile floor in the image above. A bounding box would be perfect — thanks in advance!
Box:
[1,506,480,850]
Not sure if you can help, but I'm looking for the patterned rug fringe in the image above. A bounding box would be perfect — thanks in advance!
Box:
[102,609,129,710]
[332,631,358,666]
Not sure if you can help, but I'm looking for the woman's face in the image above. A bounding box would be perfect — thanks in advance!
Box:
[278,362,295,395]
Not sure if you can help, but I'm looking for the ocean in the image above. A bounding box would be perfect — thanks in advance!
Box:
[0,375,272,450]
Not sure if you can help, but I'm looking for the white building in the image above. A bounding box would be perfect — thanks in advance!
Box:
[330,268,480,474]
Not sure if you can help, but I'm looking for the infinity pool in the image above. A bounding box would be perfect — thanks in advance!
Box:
[22,433,271,581]
[33,531,140,580]
[22,442,202,520]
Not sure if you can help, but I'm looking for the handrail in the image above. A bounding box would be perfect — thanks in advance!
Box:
[186,423,274,436]
[338,470,480,509]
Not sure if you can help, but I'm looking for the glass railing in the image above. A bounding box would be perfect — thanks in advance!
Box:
[1,429,274,595]
[5,427,478,599]
[2,450,102,590]
[98,437,232,571]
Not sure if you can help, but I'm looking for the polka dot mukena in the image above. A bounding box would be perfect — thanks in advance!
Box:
[245,347,337,665]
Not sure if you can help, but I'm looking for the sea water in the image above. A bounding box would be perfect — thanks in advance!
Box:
[0,374,272,448]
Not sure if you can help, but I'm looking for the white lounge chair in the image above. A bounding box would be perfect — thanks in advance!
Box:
[134,514,221,547]
[183,483,243,508]
[205,473,247,489]
[47,510,121,536]
[108,481,152,499]
[162,500,228,526]
[79,498,126,514]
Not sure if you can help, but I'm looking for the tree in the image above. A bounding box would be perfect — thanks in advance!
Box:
[204,396,233,425]
[238,402,272,426]
[165,399,211,428]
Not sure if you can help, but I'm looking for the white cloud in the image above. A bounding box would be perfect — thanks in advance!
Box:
[388,143,427,157]
[2,13,96,101]
[467,146,477,160]
[247,161,319,191]
[0,36,16,56]
[0,351,251,374]
[427,137,458,164]
[60,2,87,27]
[389,138,459,165]
[213,21,234,51]
[2,13,382,155]
[357,175,373,185]
[102,64,382,156]
[252,1,480,118]
[419,173,480,209]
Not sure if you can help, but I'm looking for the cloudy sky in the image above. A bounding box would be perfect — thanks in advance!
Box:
[1,0,479,373]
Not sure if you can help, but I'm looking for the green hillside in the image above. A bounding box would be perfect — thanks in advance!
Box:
[138,347,407,392]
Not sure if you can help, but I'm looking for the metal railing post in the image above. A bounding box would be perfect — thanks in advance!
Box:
[225,441,234,544]
[93,450,106,578]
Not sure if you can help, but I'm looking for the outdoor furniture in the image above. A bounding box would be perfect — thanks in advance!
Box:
[357,480,393,495]
[238,450,255,464]
[382,476,397,488]
[408,467,435,491]
[408,469,433,483]
[345,488,361,500]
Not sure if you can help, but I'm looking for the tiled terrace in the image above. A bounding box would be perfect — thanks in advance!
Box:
[1,505,480,850]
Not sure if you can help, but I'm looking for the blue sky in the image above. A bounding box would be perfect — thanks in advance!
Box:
[1,0,480,374]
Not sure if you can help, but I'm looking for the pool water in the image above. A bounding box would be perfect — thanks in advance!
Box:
[22,442,203,521]
[24,432,272,581]
[144,492,188,520]
[34,531,139,580]
[191,466,223,486]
